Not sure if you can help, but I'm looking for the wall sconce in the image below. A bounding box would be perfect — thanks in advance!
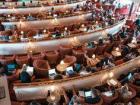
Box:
[20,31,24,35]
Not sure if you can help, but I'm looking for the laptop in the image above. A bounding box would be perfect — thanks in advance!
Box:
[85,91,92,98]
[7,64,16,71]
[108,79,118,86]
[102,91,113,97]
[48,69,57,78]
[79,91,85,97]
[26,66,34,77]
[66,66,74,76]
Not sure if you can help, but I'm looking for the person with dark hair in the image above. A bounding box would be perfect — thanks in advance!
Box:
[0,20,5,31]
[29,101,41,105]
[20,64,35,83]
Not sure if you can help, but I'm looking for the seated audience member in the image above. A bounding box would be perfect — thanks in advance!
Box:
[5,63,17,76]
[119,84,132,99]
[74,63,82,72]
[0,63,4,74]
[84,88,101,104]
[20,64,35,83]
[97,57,115,69]
[124,50,139,61]
[98,37,104,45]
[69,87,85,105]
[0,20,5,31]
[29,101,41,105]
[120,72,134,85]
[133,73,140,86]
[27,14,36,21]
[121,45,130,56]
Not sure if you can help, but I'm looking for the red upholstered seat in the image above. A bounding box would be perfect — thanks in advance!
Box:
[45,50,59,66]
[129,83,140,94]
[101,91,118,105]
[0,55,15,65]
[114,59,124,66]
[120,87,136,103]
[59,45,73,58]
[63,55,77,66]
[95,45,106,55]
[30,53,44,62]
[11,101,27,105]
[33,60,50,78]
[85,47,97,58]
[72,48,86,64]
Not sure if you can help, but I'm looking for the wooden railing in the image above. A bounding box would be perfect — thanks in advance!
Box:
[13,55,140,101]
[0,19,126,55]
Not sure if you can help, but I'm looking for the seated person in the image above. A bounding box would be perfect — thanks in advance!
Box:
[29,101,41,105]
[133,73,140,86]
[119,84,132,99]
[79,66,91,76]
[87,42,94,48]
[84,88,100,104]
[27,14,36,21]
[121,45,130,56]
[86,66,97,73]
[0,63,5,75]
[20,64,35,83]
[120,72,134,85]
[5,63,17,76]
[74,63,82,73]
[69,86,85,105]
[97,57,115,69]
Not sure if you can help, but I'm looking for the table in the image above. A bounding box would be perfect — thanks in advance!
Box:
[127,43,137,49]
[86,57,100,67]
[56,63,69,73]
[111,51,121,57]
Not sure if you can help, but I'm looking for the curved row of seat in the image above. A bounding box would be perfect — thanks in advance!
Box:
[0,0,87,14]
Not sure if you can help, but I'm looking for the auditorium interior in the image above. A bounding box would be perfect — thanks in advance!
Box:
[0,0,140,105]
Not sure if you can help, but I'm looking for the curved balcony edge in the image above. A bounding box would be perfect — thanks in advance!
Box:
[13,55,140,101]
[0,19,126,55]
[0,0,86,14]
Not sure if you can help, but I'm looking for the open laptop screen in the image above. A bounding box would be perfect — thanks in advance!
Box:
[66,66,74,75]
[48,69,56,75]
[85,91,92,97]
[26,66,34,77]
